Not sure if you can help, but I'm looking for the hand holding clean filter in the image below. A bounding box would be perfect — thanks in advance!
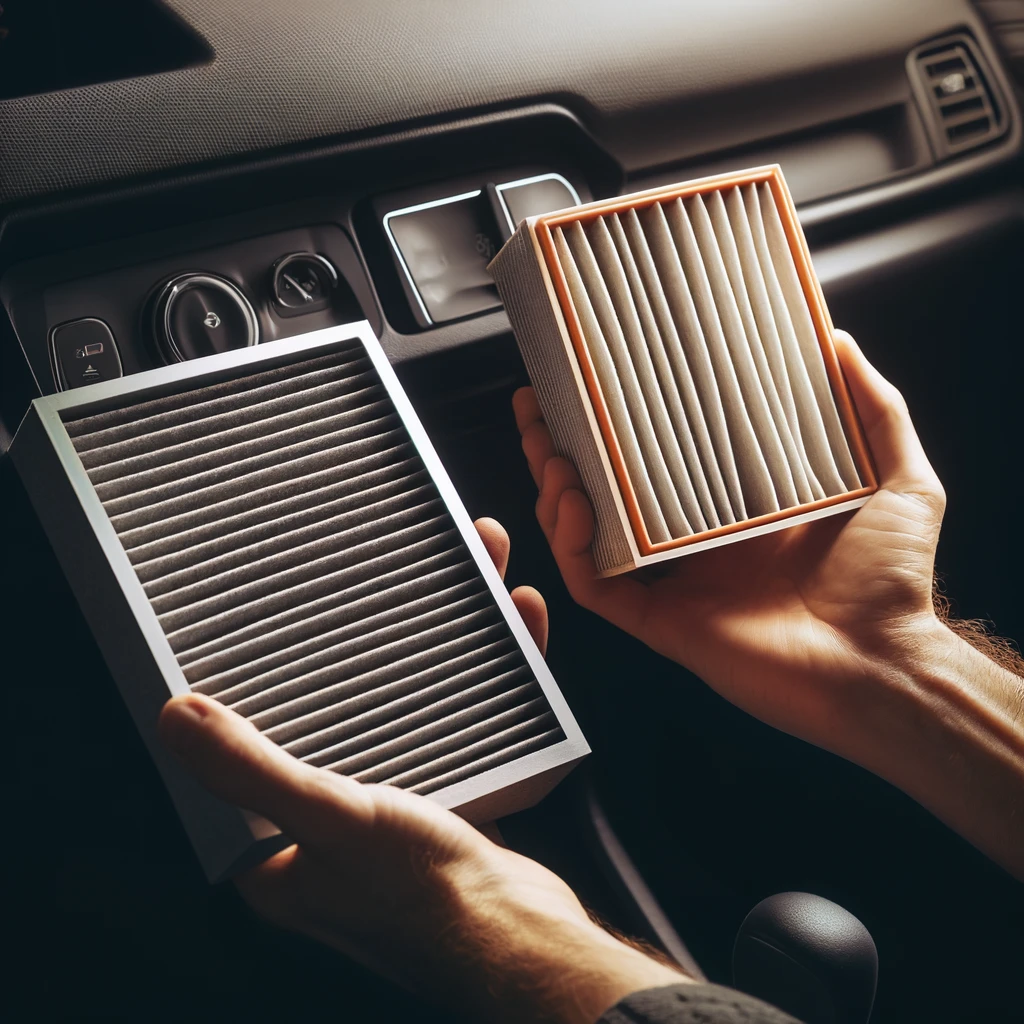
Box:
[489,166,877,576]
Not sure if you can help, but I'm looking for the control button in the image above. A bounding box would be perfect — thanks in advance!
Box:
[495,173,580,238]
[271,252,338,317]
[50,318,123,391]
[151,272,259,363]
[383,190,502,327]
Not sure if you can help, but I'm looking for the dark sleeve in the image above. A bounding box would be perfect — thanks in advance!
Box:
[599,982,802,1024]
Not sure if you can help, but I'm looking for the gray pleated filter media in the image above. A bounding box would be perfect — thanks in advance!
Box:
[12,322,587,881]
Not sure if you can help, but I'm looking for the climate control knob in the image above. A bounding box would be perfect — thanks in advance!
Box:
[152,272,259,363]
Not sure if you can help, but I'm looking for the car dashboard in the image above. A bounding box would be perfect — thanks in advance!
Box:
[2,1,1023,1021]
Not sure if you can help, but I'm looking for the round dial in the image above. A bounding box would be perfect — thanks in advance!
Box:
[152,273,259,363]
[271,252,338,316]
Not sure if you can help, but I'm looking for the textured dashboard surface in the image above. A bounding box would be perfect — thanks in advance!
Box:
[0,0,985,205]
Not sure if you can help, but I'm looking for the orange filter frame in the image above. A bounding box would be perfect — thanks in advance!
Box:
[532,165,878,556]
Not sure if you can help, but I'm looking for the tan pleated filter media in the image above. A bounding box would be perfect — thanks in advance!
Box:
[490,166,878,576]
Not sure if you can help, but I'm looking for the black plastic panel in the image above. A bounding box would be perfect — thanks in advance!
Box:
[2,223,371,395]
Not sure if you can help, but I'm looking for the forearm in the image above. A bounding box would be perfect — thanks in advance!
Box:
[848,617,1024,879]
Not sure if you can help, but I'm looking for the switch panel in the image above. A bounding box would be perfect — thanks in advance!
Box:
[50,318,123,390]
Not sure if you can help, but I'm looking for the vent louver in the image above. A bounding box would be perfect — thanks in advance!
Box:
[11,323,587,881]
[910,34,1006,157]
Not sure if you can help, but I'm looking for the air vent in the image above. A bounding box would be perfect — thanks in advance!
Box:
[910,34,1006,157]
[10,323,587,881]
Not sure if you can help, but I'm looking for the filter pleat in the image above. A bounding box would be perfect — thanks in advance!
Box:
[640,203,746,521]
[618,209,726,527]
[140,486,440,597]
[65,344,564,798]
[321,690,547,778]
[93,400,397,505]
[686,193,799,511]
[291,641,519,762]
[602,213,712,531]
[190,578,484,694]
[146,502,448,613]
[253,621,510,742]
[577,218,693,537]
[756,183,861,491]
[407,728,563,795]
[64,348,366,443]
[740,185,841,494]
[125,458,426,566]
[110,436,414,539]
[665,197,779,517]
[555,226,671,542]
[214,597,494,714]
[175,553,473,666]
[724,187,825,502]
[78,369,379,476]
[707,190,812,506]
[370,717,559,791]
[296,664,531,764]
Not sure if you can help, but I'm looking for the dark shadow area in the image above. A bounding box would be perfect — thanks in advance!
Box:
[0,0,212,101]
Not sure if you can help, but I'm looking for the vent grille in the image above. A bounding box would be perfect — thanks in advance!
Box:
[912,35,1005,156]
[62,341,563,795]
[545,182,863,546]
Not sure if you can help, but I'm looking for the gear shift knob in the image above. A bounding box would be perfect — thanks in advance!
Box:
[733,892,878,1024]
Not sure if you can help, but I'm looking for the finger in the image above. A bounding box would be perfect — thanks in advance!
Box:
[514,388,557,490]
[159,693,373,848]
[234,843,305,929]
[511,585,548,656]
[512,386,542,434]
[536,456,581,542]
[520,421,557,490]
[474,517,510,580]
[833,331,944,505]
[549,487,650,636]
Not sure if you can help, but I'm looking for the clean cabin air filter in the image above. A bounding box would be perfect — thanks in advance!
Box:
[489,165,878,576]
[11,322,587,881]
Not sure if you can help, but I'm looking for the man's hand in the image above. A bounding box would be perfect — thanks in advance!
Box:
[514,331,945,764]
[159,519,685,1024]
[516,331,1024,879]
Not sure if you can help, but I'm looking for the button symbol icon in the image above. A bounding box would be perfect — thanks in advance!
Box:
[82,365,101,381]
[203,311,221,328]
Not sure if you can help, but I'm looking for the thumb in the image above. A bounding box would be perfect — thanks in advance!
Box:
[159,693,374,850]
[833,330,945,510]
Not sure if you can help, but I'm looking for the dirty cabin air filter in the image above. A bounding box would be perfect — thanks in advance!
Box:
[489,165,878,576]
[11,322,587,881]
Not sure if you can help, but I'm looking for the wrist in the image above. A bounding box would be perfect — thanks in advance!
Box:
[448,856,688,1024]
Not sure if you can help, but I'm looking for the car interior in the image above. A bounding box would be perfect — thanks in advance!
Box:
[2,1,1023,1021]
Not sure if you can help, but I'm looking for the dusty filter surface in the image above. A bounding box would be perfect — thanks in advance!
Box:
[490,166,876,573]
[62,343,566,794]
